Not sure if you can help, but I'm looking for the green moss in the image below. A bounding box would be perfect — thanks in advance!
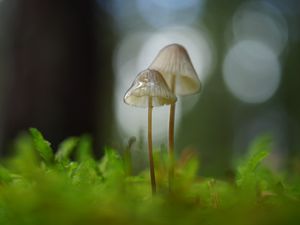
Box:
[0,129,299,225]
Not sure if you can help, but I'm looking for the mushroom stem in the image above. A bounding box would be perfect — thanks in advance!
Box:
[148,96,156,194]
[168,76,176,190]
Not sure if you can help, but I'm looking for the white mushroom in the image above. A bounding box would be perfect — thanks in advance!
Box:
[149,43,201,188]
[149,43,201,95]
[124,69,176,194]
[124,69,177,107]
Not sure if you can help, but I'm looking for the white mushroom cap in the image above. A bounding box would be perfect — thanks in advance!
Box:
[124,69,177,108]
[149,43,201,96]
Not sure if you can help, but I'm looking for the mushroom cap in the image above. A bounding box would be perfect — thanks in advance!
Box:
[124,69,177,108]
[149,43,201,96]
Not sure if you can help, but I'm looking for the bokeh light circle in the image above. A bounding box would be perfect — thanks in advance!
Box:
[223,40,281,104]
[113,26,213,142]
[113,32,182,144]
[232,1,288,55]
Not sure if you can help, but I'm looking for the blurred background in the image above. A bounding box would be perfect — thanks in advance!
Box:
[0,0,299,176]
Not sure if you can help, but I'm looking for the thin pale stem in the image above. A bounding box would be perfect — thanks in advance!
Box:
[168,76,176,190]
[148,96,156,194]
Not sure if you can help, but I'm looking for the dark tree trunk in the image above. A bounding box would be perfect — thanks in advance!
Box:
[1,0,114,154]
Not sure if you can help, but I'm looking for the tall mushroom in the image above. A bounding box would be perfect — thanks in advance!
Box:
[124,69,177,194]
[149,44,201,186]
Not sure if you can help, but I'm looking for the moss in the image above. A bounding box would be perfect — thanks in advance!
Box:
[0,129,299,225]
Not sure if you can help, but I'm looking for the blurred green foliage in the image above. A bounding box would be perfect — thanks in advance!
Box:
[0,129,299,225]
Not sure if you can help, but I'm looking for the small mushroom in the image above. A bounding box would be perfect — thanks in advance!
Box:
[149,43,201,186]
[124,69,177,194]
[149,43,201,95]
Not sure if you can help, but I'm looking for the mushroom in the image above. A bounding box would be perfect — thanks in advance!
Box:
[124,69,177,194]
[149,43,201,185]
